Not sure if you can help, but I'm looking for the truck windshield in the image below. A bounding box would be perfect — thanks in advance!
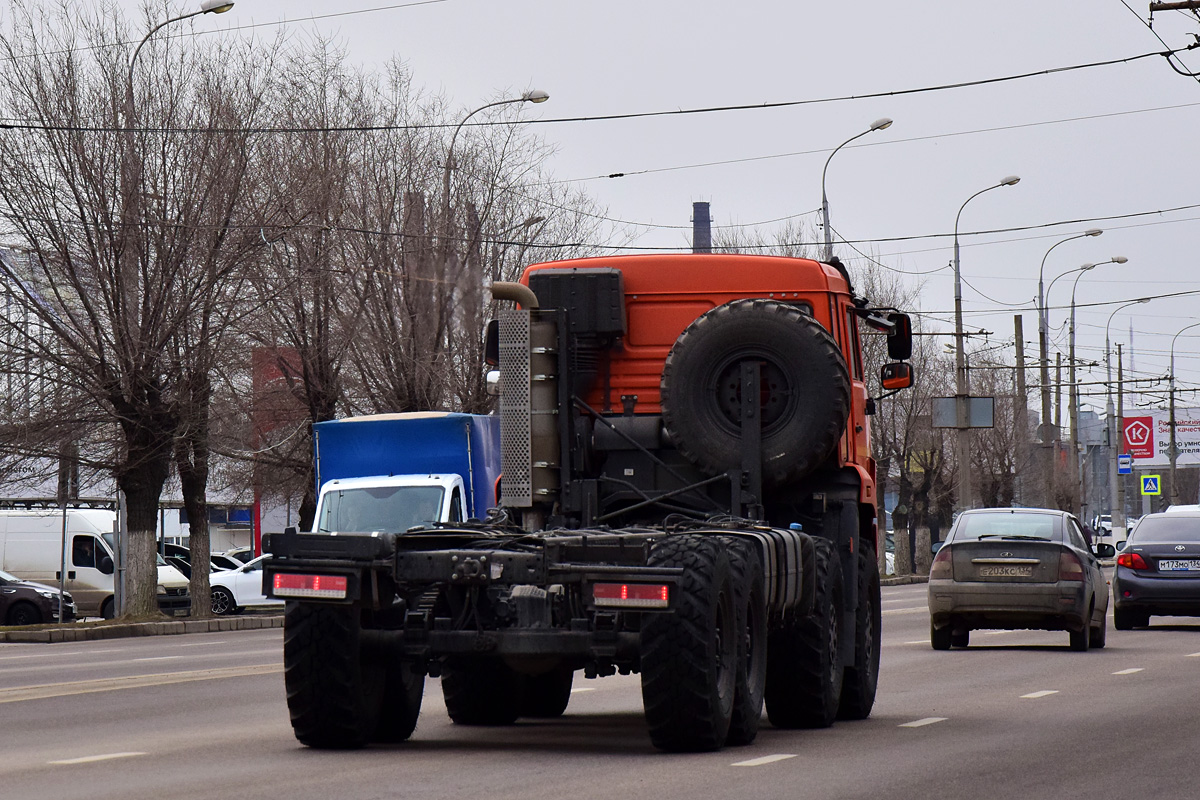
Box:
[317,485,446,533]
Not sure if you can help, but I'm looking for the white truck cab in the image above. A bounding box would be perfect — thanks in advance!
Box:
[314,475,469,534]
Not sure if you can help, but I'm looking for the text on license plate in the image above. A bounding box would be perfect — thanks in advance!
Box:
[1157,559,1200,571]
[978,565,1033,577]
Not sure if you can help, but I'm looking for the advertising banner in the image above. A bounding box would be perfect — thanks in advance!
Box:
[1123,409,1200,467]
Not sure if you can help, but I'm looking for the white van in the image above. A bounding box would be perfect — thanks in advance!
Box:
[0,508,190,619]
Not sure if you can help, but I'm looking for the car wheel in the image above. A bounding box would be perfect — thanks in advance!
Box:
[211,587,237,616]
[101,597,115,620]
[950,629,969,648]
[930,623,952,651]
[1069,623,1091,651]
[1113,607,1144,630]
[6,601,42,627]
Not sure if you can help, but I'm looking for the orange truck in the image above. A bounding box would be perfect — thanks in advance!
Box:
[265,252,913,752]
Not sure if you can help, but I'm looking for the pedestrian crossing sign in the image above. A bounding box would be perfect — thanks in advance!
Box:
[1142,475,1161,496]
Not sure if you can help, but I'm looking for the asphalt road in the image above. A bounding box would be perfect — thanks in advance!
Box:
[3,582,1199,800]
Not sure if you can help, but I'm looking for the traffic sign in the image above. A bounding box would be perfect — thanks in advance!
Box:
[1118,454,1133,475]
[1141,475,1161,496]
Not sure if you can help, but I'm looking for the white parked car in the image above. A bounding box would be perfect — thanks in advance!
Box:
[209,554,282,615]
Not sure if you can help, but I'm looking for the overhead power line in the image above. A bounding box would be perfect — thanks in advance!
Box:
[0,45,1191,135]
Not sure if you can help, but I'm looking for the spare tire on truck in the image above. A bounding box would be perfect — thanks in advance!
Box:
[661,299,851,487]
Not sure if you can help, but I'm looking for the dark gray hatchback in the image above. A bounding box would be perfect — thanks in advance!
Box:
[1113,511,1200,629]
[928,508,1113,651]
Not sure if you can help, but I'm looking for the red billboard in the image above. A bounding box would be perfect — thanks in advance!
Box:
[1123,416,1155,459]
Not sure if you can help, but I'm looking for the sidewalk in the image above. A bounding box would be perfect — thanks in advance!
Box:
[0,613,283,644]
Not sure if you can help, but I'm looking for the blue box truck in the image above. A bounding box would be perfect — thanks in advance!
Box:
[310,412,501,533]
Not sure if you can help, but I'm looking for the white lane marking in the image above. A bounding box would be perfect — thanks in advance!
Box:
[984,631,1015,636]
[1187,652,1200,658]
[882,606,928,615]
[0,648,120,661]
[899,717,947,728]
[49,752,147,765]
[904,640,931,645]
[1021,690,1059,699]
[1113,668,1144,675]
[134,656,182,662]
[0,663,281,704]
[178,641,227,647]
[732,754,797,767]
[570,687,595,694]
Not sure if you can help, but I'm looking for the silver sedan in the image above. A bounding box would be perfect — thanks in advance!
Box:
[928,508,1114,651]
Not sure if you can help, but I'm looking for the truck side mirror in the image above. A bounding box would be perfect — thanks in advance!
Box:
[98,555,114,575]
[484,319,500,366]
[881,361,913,391]
[887,312,913,360]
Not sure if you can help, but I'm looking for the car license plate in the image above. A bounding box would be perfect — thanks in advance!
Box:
[1157,559,1200,571]
[978,565,1033,577]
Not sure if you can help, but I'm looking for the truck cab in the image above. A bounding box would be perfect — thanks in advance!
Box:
[313,474,468,533]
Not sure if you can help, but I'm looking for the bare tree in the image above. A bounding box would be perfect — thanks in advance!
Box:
[0,2,267,617]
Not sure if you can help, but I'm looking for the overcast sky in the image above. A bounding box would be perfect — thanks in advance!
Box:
[117,0,1200,416]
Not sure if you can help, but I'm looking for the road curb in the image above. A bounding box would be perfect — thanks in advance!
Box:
[0,614,284,644]
[881,575,929,586]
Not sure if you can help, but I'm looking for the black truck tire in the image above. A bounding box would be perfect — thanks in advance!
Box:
[721,537,768,746]
[520,667,575,718]
[442,657,523,725]
[371,658,425,742]
[640,534,737,752]
[661,299,851,487]
[838,548,881,720]
[764,537,845,729]
[284,602,384,749]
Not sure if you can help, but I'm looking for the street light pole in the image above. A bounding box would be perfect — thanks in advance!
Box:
[1169,321,1200,504]
[117,0,234,619]
[1067,258,1125,516]
[953,175,1020,512]
[1106,298,1150,538]
[441,90,549,258]
[1037,229,1102,505]
[820,117,892,262]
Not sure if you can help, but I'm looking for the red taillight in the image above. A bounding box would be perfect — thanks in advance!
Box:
[1116,552,1149,570]
[1058,551,1085,582]
[929,547,953,580]
[592,583,669,609]
[272,573,348,599]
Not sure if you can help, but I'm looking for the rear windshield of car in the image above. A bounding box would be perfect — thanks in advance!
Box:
[952,513,1060,541]
[1130,515,1200,543]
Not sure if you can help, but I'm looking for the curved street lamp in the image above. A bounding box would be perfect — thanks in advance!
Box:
[1065,258,1126,515]
[820,117,892,262]
[1106,297,1151,531]
[441,90,549,285]
[1037,229,1102,463]
[951,175,1020,511]
[442,90,549,238]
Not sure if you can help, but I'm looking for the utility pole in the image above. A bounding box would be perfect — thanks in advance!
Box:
[1116,345,1127,533]
[1014,316,1029,505]
[1170,364,1178,505]
[1069,311,1081,517]
[1055,353,1063,440]
[1150,1,1200,10]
